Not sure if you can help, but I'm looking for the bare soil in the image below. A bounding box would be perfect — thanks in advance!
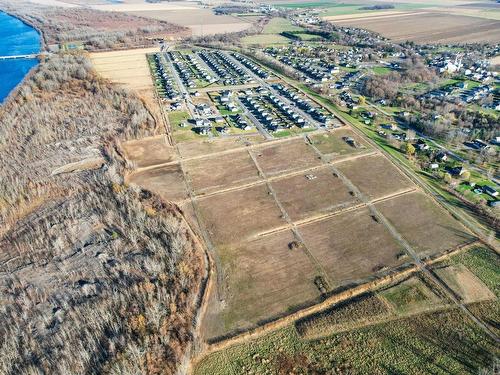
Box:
[184,150,261,195]
[122,136,176,168]
[203,230,321,340]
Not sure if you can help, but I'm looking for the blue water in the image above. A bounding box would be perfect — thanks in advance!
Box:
[0,11,41,103]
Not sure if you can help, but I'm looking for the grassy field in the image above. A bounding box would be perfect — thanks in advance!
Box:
[309,129,370,156]
[242,17,304,46]
[195,297,497,375]
[126,164,188,202]
[195,244,499,374]
[272,167,359,221]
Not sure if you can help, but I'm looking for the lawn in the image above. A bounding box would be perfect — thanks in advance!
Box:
[262,17,304,34]
[371,66,392,75]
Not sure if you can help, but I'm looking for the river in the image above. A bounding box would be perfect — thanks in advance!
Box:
[0,11,41,103]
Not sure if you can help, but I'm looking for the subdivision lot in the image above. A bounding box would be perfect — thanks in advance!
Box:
[336,154,414,200]
[122,136,176,168]
[184,150,261,195]
[299,208,406,288]
[310,129,370,157]
[271,167,360,221]
[375,192,475,258]
[251,139,321,177]
[177,135,263,159]
[196,184,286,246]
[126,163,187,202]
[203,230,321,340]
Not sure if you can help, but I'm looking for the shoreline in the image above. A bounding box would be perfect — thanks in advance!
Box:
[0,10,42,104]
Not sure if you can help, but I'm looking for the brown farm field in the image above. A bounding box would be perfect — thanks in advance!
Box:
[336,154,414,200]
[127,9,252,36]
[271,166,360,221]
[177,135,264,158]
[309,128,370,157]
[327,11,500,43]
[121,136,176,168]
[184,150,260,195]
[251,138,322,177]
[196,183,286,246]
[376,191,475,258]
[202,229,321,341]
[299,208,407,288]
[126,163,188,202]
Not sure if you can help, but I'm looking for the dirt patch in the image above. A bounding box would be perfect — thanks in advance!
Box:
[122,136,176,168]
[375,192,475,258]
[336,154,414,200]
[434,264,495,303]
[298,207,406,288]
[271,167,360,221]
[184,150,261,195]
[126,163,188,202]
[202,230,321,340]
[251,139,322,177]
[197,184,286,246]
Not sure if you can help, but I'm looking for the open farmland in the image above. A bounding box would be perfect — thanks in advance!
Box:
[309,128,370,157]
[336,154,415,200]
[375,191,476,258]
[90,48,159,94]
[299,208,407,287]
[250,138,321,176]
[184,149,260,195]
[326,10,500,43]
[121,135,176,168]
[202,229,321,340]
[271,167,360,221]
[196,184,286,246]
[126,164,188,202]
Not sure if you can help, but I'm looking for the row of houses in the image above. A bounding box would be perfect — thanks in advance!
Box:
[231,53,269,79]
[151,54,180,101]
[272,84,332,125]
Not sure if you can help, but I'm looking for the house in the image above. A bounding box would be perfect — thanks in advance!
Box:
[436,152,448,162]
[430,163,439,170]
[214,116,225,124]
[448,165,465,176]
[488,200,500,208]
[483,186,498,197]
